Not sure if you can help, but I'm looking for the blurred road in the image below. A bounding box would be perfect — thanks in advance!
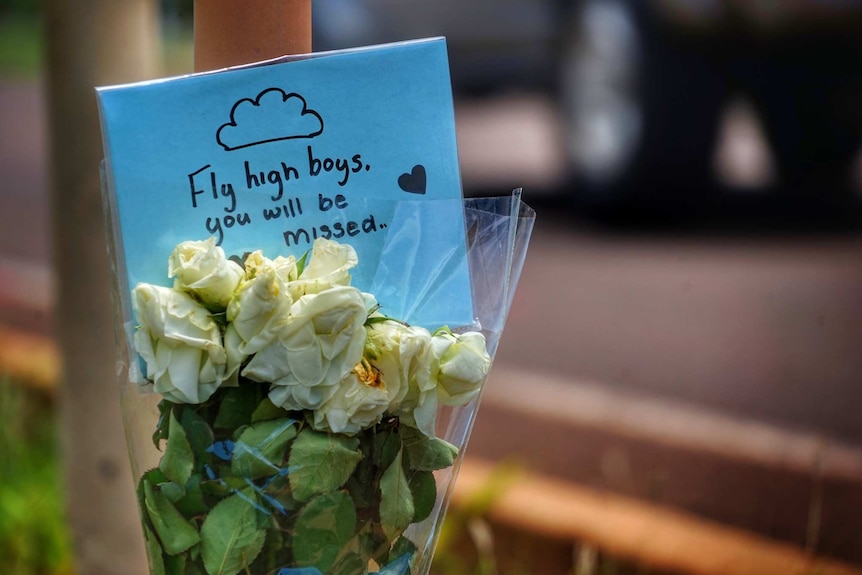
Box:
[502,214,862,446]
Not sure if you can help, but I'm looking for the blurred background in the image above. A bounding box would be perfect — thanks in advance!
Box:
[3,0,862,573]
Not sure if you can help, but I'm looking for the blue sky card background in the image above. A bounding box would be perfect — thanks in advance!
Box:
[98,38,474,329]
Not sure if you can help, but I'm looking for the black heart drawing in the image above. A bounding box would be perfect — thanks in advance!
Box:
[398,164,427,195]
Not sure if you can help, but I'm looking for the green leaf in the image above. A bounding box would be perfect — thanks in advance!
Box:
[164,553,186,575]
[174,475,209,517]
[372,428,401,471]
[180,408,215,467]
[261,474,299,513]
[139,468,169,497]
[288,428,363,502]
[379,449,414,539]
[200,476,248,498]
[189,544,203,563]
[295,249,310,277]
[345,430,377,509]
[138,469,167,533]
[214,383,265,430]
[160,481,186,503]
[200,493,267,575]
[402,430,458,471]
[161,410,195,486]
[407,470,436,524]
[143,523,167,575]
[345,475,377,511]
[231,418,297,479]
[250,397,290,423]
[153,400,174,450]
[143,479,201,556]
[293,491,357,573]
[364,315,392,327]
[250,526,294,573]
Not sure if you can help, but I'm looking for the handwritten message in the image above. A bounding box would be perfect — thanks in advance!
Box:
[98,38,474,328]
[189,145,388,247]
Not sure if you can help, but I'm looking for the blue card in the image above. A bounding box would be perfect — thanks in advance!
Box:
[97,38,474,329]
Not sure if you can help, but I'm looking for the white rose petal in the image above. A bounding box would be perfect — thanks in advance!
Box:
[403,386,439,439]
[251,285,367,411]
[132,283,227,404]
[168,237,243,309]
[224,251,292,376]
[272,254,299,283]
[313,367,390,435]
[287,238,358,299]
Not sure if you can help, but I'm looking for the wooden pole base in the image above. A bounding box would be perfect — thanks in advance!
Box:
[193,0,312,72]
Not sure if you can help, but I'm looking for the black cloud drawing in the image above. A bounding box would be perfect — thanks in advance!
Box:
[216,88,324,151]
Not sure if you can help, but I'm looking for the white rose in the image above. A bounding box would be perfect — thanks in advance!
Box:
[224,252,292,376]
[400,383,439,438]
[168,237,243,309]
[132,283,227,404]
[287,238,358,299]
[248,286,367,411]
[313,364,390,435]
[364,320,406,407]
[365,320,436,436]
[432,330,491,407]
[272,254,299,283]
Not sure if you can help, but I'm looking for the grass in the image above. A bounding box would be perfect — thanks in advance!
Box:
[0,378,73,575]
[0,14,195,80]
[0,16,42,78]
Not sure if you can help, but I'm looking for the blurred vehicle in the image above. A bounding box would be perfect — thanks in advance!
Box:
[313,0,558,93]
[314,0,862,216]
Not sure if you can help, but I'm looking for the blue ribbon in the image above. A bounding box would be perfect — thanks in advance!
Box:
[206,439,235,461]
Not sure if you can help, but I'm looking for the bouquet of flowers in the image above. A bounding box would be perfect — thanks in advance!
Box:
[116,195,534,575]
[116,196,533,575]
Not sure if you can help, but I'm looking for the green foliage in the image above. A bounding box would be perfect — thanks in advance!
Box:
[0,0,40,15]
[292,491,356,573]
[379,449,414,539]
[138,382,465,575]
[215,384,266,430]
[161,409,195,485]
[0,378,72,575]
[231,418,297,480]
[407,471,436,524]
[200,493,267,575]
[0,9,196,79]
[288,428,362,503]
[402,427,459,471]
[143,478,202,555]
[0,17,42,78]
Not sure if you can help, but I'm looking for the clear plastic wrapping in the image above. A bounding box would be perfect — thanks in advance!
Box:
[105,187,534,575]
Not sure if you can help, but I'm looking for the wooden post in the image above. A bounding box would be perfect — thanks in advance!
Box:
[193,0,312,72]
[43,1,160,574]
[42,3,309,572]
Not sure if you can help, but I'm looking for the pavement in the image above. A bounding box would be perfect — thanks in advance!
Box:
[5,79,862,564]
